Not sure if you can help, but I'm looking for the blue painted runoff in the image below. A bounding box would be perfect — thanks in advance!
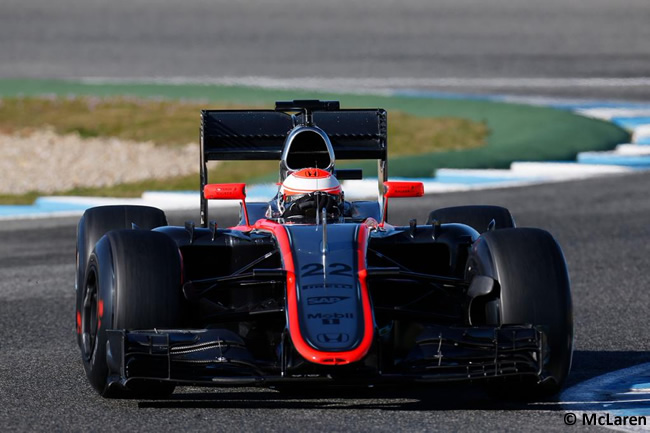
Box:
[577,153,650,167]
[0,197,89,217]
[611,117,650,130]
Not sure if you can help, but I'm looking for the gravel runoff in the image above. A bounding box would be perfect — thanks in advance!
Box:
[0,129,198,194]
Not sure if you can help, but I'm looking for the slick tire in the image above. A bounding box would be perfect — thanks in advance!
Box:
[427,205,515,233]
[80,229,183,398]
[468,228,573,398]
[75,206,167,345]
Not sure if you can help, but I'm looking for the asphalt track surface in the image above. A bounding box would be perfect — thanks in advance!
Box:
[1,0,650,100]
[2,171,650,432]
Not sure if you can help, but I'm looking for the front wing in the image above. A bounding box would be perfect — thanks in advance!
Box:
[104,324,543,390]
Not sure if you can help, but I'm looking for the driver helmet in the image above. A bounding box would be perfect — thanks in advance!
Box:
[278,168,343,221]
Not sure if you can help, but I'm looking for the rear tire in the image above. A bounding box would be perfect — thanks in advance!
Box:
[427,205,515,233]
[468,228,573,398]
[80,229,183,398]
[75,206,167,344]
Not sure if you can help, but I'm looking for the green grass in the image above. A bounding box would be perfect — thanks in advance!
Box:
[0,192,41,205]
[388,111,487,156]
[0,97,242,147]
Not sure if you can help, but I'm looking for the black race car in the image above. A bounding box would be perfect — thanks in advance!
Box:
[75,100,572,398]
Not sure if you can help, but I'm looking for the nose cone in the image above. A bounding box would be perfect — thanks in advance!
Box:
[284,224,374,364]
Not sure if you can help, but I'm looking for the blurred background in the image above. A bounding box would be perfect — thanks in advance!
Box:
[1,0,649,100]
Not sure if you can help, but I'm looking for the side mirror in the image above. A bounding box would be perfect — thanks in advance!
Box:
[203,183,249,226]
[381,181,424,225]
[204,183,247,200]
[384,182,424,197]
[383,181,424,198]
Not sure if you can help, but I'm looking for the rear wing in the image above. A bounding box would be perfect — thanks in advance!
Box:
[201,109,387,160]
[199,101,388,226]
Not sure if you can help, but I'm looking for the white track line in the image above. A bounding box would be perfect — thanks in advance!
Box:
[633,125,650,143]
[78,76,650,90]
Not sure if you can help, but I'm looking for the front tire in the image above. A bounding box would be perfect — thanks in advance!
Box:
[81,229,183,398]
[75,206,167,344]
[468,228,573,397]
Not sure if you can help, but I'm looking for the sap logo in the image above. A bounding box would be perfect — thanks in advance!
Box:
[302,283,353,290]
[307,313,354,320]
[307,296,350,305]
[317,333,350,344]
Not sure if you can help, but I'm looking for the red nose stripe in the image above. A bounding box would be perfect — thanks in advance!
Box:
[254,220,374,365]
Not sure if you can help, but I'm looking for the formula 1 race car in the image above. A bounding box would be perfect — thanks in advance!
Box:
[75,100,573,398]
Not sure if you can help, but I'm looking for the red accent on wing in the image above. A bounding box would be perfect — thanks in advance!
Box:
[254,220,374,365]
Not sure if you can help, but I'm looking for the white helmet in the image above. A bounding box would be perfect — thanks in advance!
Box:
[278,168,343,221]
